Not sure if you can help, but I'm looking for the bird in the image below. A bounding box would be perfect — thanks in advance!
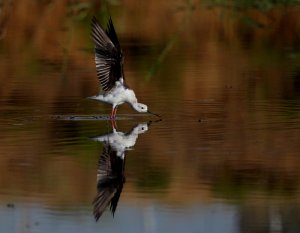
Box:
[89,17,160,119]
[91,122,149,220]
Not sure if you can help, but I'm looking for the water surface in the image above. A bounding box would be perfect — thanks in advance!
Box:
[1,1,300,232]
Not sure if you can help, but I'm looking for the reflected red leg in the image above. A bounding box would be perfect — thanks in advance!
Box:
[111,119,118,129]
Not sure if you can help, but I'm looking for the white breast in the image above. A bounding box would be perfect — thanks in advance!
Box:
[100,84,136,105]
[90,79,138,108]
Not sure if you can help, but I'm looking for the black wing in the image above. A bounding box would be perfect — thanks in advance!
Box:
[93,143,125,221]
[91,17,124,92]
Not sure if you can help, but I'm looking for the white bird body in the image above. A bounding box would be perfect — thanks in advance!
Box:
[92,123,148,158]
[89,79,138,109]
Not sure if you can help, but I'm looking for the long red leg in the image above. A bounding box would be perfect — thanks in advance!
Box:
[111,108,115,119]
[113,107,117,118]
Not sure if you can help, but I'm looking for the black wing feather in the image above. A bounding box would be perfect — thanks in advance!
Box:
[106,17,121,50]
[91,17,124,92]
[93,143,125,221]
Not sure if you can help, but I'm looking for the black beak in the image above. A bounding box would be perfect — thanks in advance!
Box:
[147,118,162,127]
[147,110,161,118]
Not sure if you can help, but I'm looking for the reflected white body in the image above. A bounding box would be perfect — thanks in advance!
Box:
[91,123,149,158]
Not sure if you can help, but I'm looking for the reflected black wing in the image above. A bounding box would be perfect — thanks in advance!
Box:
[91,17,124,92]
[93,143,125,221]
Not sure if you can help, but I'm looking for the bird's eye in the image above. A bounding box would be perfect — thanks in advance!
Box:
[141,107,144,109]
[141,127,144,130]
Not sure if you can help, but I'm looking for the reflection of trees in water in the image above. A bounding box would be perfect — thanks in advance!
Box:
[238,203,300,233]
[0,0,300,204]
[133,157,171,192]
[198,163,300,199]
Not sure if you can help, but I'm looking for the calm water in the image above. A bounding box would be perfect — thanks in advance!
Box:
[1,1,300,233]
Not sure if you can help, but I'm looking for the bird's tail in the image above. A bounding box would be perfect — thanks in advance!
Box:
[90,136,108,142]
[87,95,105,102]
[87,96,96,99]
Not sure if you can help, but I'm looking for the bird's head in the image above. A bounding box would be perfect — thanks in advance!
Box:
[133,103,148,113]
[132,102,161,117]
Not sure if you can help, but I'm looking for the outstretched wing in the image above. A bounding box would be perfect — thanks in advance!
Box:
[106,18,121,51]
[91,17,124,92]
[93,143,125,221]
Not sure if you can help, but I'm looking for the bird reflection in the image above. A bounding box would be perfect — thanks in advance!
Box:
[91,122,149,221]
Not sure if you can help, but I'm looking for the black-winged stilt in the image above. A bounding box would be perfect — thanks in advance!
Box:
[89,17,160,119]
[91,122,149,220]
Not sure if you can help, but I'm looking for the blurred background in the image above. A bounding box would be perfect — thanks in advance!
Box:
[1,0,300,232]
